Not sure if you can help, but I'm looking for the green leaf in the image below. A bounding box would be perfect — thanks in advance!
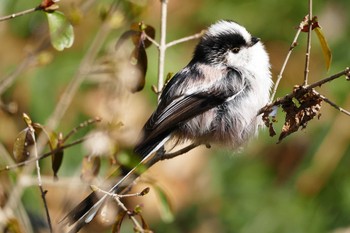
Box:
[314,26,332,71]
[45,11,74,51]
[154,185,174,223]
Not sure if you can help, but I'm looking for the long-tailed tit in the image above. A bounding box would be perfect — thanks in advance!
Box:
[62,20,272,232]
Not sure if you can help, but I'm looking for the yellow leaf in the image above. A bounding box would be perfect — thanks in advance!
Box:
[314,27,332,71]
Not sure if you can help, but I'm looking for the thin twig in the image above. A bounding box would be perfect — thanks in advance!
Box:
[259,67,350,115]
[314,91,350,116]
[166,30,205,48]
[92,186,145,232]
[32,128,53,232]
[62,117,101,143]
[0,1,105,232]
[0,7,37,22]
[270,27,303,102]
[144,33,160,48]
[0,137,87,172]
[303,0,313,86]
[148,143,200,167]
[306,67,349,90]
[157,0,168,100]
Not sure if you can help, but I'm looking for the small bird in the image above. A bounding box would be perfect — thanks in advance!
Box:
[62,20,272,232]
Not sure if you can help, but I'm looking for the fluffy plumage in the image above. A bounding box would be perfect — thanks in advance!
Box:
[62,20,272,232]
[135,20,272,157]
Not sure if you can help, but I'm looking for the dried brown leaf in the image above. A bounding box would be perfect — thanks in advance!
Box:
[13,128,35,163]
[130,46,147,92]
[278,87,322,143]
[51,135,64,181]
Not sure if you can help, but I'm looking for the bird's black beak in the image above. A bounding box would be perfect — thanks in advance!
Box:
[250,37,260,46]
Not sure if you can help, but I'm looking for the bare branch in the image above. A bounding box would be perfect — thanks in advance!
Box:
[303,0,313,86]
[315,91,350,116]
[0,7,37,22]
[157,0,168,100]
[144,33,160,48]
[62,117,101,143]
[270,24,304,101]
[91,185,146,232]
[166,30,205,48]
[306,67,350,89]
[148,143,200,167]
[32,130,53,232]
[259,67,350,115]
[0,137,86,173]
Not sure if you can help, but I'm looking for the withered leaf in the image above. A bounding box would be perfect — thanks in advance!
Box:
[115,22,155,92]
[13,128,35,163]
[130,22,155,48]
[115,30,139,52]
[33,123,63,180]
[278,88,322,143]
[300,16,320,32]
[262,107,277,137]
[51,133,64,181]
[130,46,147,92]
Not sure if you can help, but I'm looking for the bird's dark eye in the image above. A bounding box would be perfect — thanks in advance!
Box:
[231,47,240,54]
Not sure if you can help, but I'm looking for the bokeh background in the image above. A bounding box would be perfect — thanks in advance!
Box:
[1,0,350,232]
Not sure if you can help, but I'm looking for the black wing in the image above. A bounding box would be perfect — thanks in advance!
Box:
[134,66,245,157]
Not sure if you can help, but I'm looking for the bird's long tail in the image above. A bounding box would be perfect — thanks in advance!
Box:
[60,136,170,233]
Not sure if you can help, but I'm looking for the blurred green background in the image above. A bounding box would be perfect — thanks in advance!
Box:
[1,0,350,232]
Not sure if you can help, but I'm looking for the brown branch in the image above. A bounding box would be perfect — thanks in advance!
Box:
[0,7,38,22]
[32,130,53,232]
[303,0,313,86]
[62,117,101,143]
[91,185,146,232]
[315,91,350,116]
[270,20,305,101]
[156,0,168,100]
[144,33,160,48]
[148,143,200,167]
[306,67,350,89]
[166,30,205,48]
[259,67,350,115]
[0,137,86,173]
